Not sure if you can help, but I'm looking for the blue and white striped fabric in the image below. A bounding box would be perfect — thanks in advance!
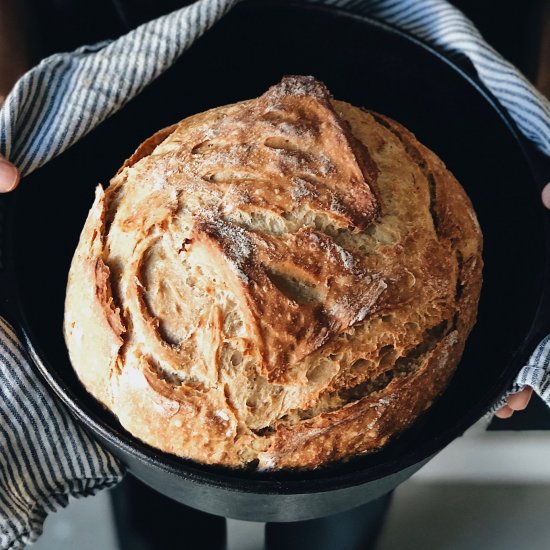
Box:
[0,0,549,547]
[0,320,121,549]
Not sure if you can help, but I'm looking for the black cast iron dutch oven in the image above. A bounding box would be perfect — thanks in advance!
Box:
[1,1,550,522]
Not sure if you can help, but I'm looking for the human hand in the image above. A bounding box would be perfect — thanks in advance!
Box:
[542,182,550,210]
[0,155,19,192]
[495,386,533,418]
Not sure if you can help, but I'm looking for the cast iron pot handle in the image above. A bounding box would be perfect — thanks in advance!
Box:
[508,142,550,400]
[527,142,550,338]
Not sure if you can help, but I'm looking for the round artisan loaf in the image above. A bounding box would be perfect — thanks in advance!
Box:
[64,76,482,470]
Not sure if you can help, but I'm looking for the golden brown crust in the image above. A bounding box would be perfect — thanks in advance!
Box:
[64,76,483,470]
[64,187,125,407]
[119,124,179,172]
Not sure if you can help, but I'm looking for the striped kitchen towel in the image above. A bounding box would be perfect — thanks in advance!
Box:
[0,0,549,547]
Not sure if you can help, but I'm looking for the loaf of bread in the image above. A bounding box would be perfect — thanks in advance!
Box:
[64,76,482,470]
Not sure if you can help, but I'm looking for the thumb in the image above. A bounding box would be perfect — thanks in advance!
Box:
[0,155,20,192]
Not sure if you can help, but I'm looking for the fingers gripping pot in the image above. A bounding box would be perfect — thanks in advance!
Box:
[64,76,482,470]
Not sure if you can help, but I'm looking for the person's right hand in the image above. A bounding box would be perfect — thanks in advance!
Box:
[0,155,19,192]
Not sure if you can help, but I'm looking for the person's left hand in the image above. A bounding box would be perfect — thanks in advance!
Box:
[495,386,533,418]
[0,154,19,192]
